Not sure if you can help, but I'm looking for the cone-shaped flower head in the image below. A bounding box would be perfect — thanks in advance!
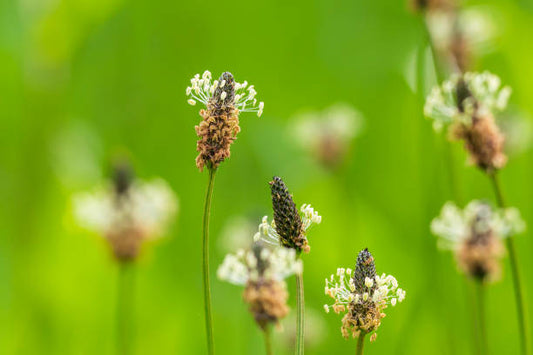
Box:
[254,177,322,254]
[218,242,302,330]
[324,249,406,341]
[186,70,264,171]
[73,163,178,262]
[425,71,511,172]
[431,200,525,282]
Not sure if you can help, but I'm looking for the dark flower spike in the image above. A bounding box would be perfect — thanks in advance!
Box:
[254,177,322,254]
[324,249,406,342]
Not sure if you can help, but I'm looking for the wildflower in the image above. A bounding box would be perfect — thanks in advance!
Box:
[431,200,525,281]
[254,177,321,254]
[290,103,364,169]
[425,71,511,172]
[324,249,406,341]
[186,70,264,171]
[73,163,178,262]
[218,242,302,330]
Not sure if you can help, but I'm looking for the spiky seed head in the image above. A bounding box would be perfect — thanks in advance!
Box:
[353,248,377,294]
[269,176,306,252]
[212,72,236,108]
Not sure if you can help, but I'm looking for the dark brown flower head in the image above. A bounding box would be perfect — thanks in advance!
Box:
[112,160,134,196]
[269,176,308,253]
[409,0,455,13]
[353,248,377,294]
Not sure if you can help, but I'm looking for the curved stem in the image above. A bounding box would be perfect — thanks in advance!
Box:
[489,172,529,355]
[356,332,366,355]
[263,326,273,355]
[295,272,304,355]
[117,262,135,355]
[475,280,488,355]
[203,168,217,355]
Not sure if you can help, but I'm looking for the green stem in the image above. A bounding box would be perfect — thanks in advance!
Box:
[263,326,273,355]
[202,167,217,355]
[356,332,366,355]
[489,172,529,355]
[474,280,488,355]
[117,262,134,355]
[295,272,304,355]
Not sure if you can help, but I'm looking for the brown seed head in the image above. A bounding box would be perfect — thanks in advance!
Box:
[243,279,289,330]
[353,248,377,294]
[195,72,240,171]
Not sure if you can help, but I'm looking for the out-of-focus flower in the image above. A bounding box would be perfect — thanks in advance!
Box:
[431,200,525,281]
[73,163,178,262]
[290,103,363,169]
[425,71,511,172]
[218,215,258,253]
[254,177,321,254]
[324,249,405,342]
[218,242,302,330]
[186,70,264,171]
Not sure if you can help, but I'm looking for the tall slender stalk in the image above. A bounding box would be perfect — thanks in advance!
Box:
[356,332,366,355]
[263,326,273,355]
[474,281,488,355]
[295,272,304,355]
[202,167,217,355]
[117,262,134,355]
[489,172,529,355]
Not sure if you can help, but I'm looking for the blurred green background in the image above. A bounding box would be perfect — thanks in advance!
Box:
[2,0,533,353]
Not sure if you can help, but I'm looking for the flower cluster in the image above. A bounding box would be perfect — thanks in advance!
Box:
[186,70,264,117]
[290,103,364,169]
[73,172,178,262]
[218,242,302,329]
[324,249,405,341]
[425,71,511,172]
[425,71,511,130]
[186,71,264,171]
[254,177,322,254]
[431,200,525,281]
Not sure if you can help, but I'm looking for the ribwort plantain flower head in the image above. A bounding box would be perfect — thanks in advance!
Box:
[431,200,525,282]
[254,177,321,254]
[73,164,178,262]
[425,71,511,172]
[324,249,405,341]
[290,103,364,169]
[186,70,264,172]
[218,242,302,330]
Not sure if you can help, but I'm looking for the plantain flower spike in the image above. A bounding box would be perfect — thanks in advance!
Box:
[324,249,406,342]
[217,241,302,330]
[186,70,264,171]
[73,161,178,262]
[425,71,512,173]
[431,200,525,282]
[254,176,321,254]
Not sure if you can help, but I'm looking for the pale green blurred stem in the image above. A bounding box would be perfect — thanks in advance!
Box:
[263,326,273,355]
[474,280,488,355]
[490,172,529,355]
[295,272,304,355]
[203,167,217,355]
[356,332,366,355]
[117,262,134,355]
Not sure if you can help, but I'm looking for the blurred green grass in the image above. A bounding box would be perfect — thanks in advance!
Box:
[2,0,533,353]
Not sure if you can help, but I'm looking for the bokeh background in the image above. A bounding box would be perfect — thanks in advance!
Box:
[2,0,533,353]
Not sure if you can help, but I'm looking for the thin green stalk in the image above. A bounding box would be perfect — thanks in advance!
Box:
[474,280,488,355]
[356,332,366,355]
[117,262,135,355]
[202,167,217,355]
[489,172,529,355]
[263,326,273,355]
[295,272,304,355]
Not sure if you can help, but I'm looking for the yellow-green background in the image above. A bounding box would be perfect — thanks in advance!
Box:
[2,0,533,353]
